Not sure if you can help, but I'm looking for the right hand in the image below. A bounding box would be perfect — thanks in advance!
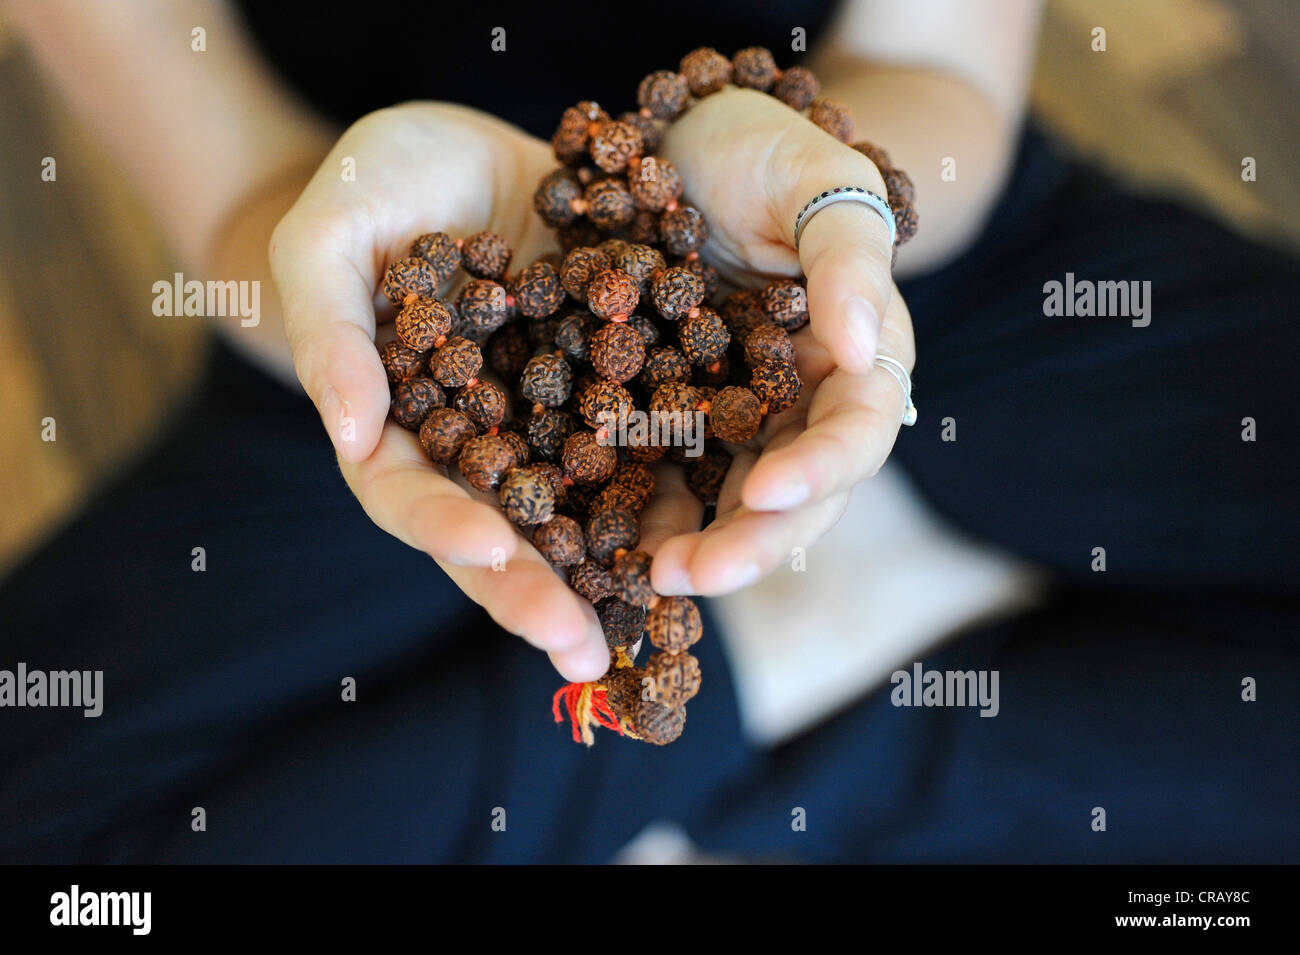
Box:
[269,103,613,681]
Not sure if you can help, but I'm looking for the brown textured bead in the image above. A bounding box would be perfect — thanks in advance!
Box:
[532,514,585,566]
[649,381,700,419]
[418,408,477,464]
[382,257,440,306]
[628,314,660,348]
[891,198,918,246]
[659,205,709,257]
[883,167,915,205]
[458,434,516,492]
[589,322,646,384]
[569,558,614,603]
[612,461,655,497]
[578,379,634,430]
[602,665,648,722]
[720,289,771,339]
[410,231,462,283]
[591,481,648,516]
[390,376,446,430]
[499,427,531,468]
[645,650,701,707]
[586,268,640,320]
[809,98,854,143]
[636,70,689,119]
[633,699,686,745]
[743,323,795,366]
[851,140,892,171]
[732,47,777,90]
[512,262,565,319]
[678,307,731,365]
[621,210,661,246]
[562,430,618,485]
[395,297,453,351]
[761,279,809,331]
[554,312,599,363]
[456,279,509,333]
[612,243,666,290]
[525,408,576,461]
[772,65,820,111]
[610,549,656,606]
[708,385,763,442]
[498,466,556,525]
[453,379,507,432]
[619,111,661,154]
[627,156,683,213]
[624,427,666,463]
[519,352,573,408]
[596,596,646,648]
[534,168,583,228]
[638,345,691,393]
[649,265,705,320]
[487,324,532,381]
[582,178,636,231]
[586,508,640,565]
[428,336,483,387]
[680,46,732,96]
[679,257,720,299]
[559,247,610,301]
[596,237,630,260]
[379,340,429,383]
[686,446,731,505]
[646,596,703,652]
[589,120,643,174]
[460,231,512,280]
[750,359,802,414]
[553,101,610,164]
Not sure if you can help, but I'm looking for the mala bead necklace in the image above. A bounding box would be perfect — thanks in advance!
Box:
[368,44,916,745]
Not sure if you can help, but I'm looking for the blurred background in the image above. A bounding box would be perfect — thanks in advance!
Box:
[1,0,1298,577]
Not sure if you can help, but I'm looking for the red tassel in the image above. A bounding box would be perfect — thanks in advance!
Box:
[552,682,625,745]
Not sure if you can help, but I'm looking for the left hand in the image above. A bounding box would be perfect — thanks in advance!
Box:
[642,87,916,596]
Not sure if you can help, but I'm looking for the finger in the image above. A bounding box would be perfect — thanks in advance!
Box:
[639,461,705,556]
[270,197,390,462]
[767,131,894,376]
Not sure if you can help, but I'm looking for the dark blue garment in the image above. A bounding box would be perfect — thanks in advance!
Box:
[1,127,1297,863]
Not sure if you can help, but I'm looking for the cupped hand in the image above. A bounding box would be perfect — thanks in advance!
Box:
[644,88,917,596]
[269,103,610,681]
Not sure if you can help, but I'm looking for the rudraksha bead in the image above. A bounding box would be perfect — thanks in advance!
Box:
[586,508,640,565]
[602,666,647,722]
[679,256,720,299]
[612,461,655,498]
[458,433,516,491]
[680,47,732,96]
[639,345,692,392]
[582,178,636,231]
[636,70,689,119]
[456,279,509,333]
[619,111,661,154]
[628,314,661,348]
[589,120,643,174]
[809,98,854,143]
[569,558,614,603]
[649,265,705,320]
[390,376,446,430]
[589,322,646,384]
[597,237,631,260]
[379,340,429,383]
[453,379,507,432]
[555,312,600,363]
[659,205,709,257]
[499,427,531,468]
[595,596,646,648]
[851,140,891,171]
[498,466,556,526]
[591,482,648,516]
[707,385,763,443]
[646,596,703,652]
[395,297,453,351]
[578,379,634,430]
[883,167,915,205]
[645,650,701,707]
[418,408,477,464]
[512,261,565,319]
[678,307,731,365]
[562,431,618,485]
[611,243,666,290]
[743,323,795,366]
[586,268,640,320]
[760,279,809,331]
[891,199,919,246]
[622,209,662,246]
[720,288,770,339]
[648,381,700,420]
[610,549,656,606]
[749,359,802,414]
[526,408,576,462]
[534,167,583,227]
[731,47,777,91]
[519,352,573,408]
[633,699,686,745]
[559,247,610,300]
[428,336,483,387]
[624,427,666,463]
[553,101,610,164]
[772,66,820,111]
[382,257,440,306]
[686,446,731,505]
[460,231,512,281]
[410,231,462,283]
[533,514,585,566]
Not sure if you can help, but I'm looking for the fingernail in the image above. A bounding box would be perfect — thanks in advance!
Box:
[655,565,693,596]
[715,562,761,593]
[321,384,359,458]
[757,481,809,511]
[845,296,881,369]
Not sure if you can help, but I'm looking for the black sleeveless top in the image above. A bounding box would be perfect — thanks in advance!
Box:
[234,0,836,136]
